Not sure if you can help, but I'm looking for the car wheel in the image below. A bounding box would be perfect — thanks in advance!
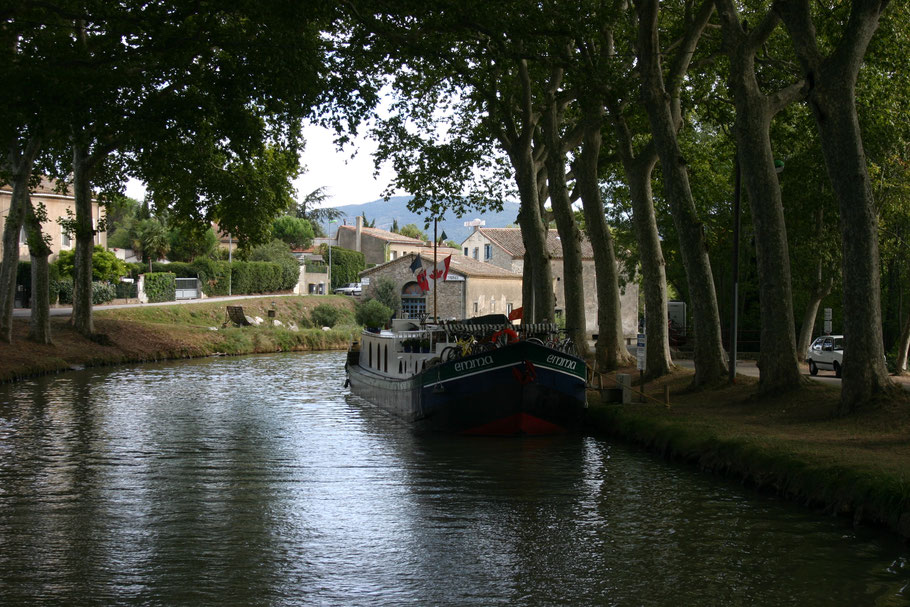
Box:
[834,361,842,378]
[808,360,818,376]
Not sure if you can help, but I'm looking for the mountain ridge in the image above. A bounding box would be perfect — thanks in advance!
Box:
[323,196,520,244]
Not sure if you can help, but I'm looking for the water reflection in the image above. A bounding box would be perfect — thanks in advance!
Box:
[0,352,907,606]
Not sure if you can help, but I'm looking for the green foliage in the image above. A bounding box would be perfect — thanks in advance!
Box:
[399,223,428,241]
[311,303,343,327]
[248,239,300,290]
[271,215,315,249]
[54,246,127,282]
[152,261,195,277]
[57,277,74,304]
[92,282,116,305]
[167,224,219,262]
[191,258,231,296]
[365,276,401,313]
[144,272,176,303]
[318,244,365,290]
[356,299,393,328]
[132,218,169,267]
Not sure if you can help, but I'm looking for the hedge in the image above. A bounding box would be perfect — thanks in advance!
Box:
[144,272,176,303]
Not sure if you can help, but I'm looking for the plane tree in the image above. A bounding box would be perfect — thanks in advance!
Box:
[775,0,895,412]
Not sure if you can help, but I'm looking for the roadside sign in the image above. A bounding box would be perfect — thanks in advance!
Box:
[824,308,832,334]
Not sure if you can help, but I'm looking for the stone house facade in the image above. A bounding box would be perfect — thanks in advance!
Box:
[335,217,460,266]
[360,252,522,321]
[0,177,106,262]
[460,226,639,338]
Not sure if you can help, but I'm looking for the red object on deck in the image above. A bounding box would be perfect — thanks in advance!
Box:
[462,413,564,436]
[508,307,523,321]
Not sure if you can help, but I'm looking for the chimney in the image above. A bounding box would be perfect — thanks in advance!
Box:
[355,215,363,252]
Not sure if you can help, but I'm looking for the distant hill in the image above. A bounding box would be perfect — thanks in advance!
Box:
[322,196,520,244]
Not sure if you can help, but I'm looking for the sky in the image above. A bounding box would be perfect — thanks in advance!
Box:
[125,123,400,208]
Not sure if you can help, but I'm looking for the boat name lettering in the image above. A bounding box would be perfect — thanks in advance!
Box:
[454,356,494,373]
[547,354,577,371]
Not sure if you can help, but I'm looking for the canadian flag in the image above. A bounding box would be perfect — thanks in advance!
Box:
[416,269,430,292]
[429,255,451,282]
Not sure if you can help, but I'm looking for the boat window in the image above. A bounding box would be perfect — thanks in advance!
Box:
[384,344,388,373]
[369,342,373,367]
[399,360,403,374]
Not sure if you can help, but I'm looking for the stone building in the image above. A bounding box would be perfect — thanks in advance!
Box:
[360,252,522,320]
[460,226,639,339]
[335,216,459,266]
[0,177,106,262]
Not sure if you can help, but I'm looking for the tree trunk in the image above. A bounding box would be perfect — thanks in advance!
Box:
[636,0,727,385]
[512,146,555,324]
[25,199,53,344]
[542,103,590,359]
[717,2,802,393]
[0,180,25,343]
[610,112,673,377]
[71,144,95,337]
[575,106,635,371]
[776,0,892,412]
[796,209,833,361]
[0,138,42,343]
[896,309,910,374]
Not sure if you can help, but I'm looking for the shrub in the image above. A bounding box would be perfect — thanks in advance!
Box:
[92,282,116,304]
[151,261,195,277]
[54,245,127,281]
[144,272,176,303]
[366,276,401,314]
[356,299,393,329]
[192,258,231,296]
[311,303,343,328]
[57,277,74,304]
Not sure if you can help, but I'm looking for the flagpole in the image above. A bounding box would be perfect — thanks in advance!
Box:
[433,218,438,322]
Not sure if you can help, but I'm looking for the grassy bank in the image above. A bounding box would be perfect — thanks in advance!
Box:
[585,370,910,539]
[0,296,359,382]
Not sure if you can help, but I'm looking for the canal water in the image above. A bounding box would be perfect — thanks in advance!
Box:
[0,351,907,606]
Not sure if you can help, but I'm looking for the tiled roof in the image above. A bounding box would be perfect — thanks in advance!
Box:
[337,224,427,245]
[0,176,74,197]
[362,252,521,279]
[477,227,594,259]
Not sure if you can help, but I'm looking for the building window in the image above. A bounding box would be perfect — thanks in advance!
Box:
[401,281,426,319]
[61,227,71,248]
[484,244,492,260]
[391,251,398,260]
[472,247,479,259]
[463,247,469,256]
[473,302,479,314]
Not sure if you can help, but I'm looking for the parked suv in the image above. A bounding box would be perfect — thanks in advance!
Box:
[806,335,844,378]
[333,283,362,296]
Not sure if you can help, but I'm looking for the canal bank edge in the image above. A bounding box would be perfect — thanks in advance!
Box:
[0,296,358,383]
[585,396,910,541]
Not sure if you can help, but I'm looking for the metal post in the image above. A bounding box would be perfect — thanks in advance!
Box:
[433,219,438,322]
[729,150,741,383]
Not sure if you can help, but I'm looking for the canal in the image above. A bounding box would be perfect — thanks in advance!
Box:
[0,351,907,605]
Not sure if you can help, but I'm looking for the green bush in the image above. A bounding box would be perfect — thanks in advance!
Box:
[311,303,343,327]
[151,261,195,277]
[54,246,127,281]
[366,276,401,314]
[144,272,176,303]
[57,277,74,304]
[192,258,231,296]
[92,282,116,304]
[356,299,393,329]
